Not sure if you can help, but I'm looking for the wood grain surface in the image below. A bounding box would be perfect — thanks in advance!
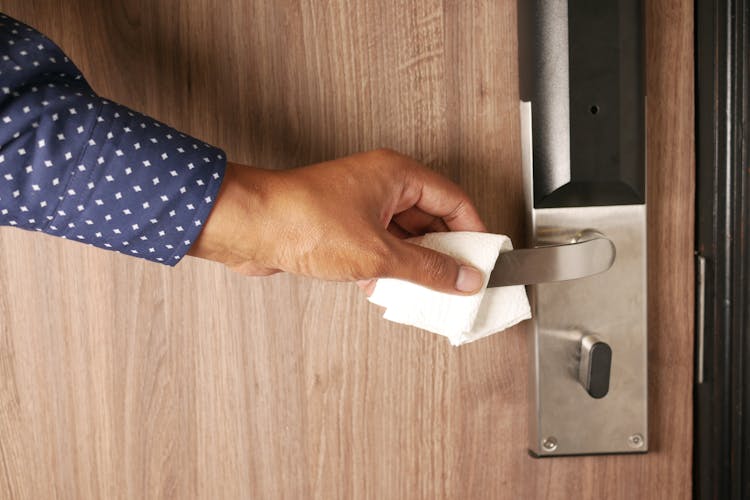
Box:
[0,1,694,499]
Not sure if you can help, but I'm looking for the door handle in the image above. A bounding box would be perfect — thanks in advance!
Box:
[517,0,647,457]
[488,230,615,287]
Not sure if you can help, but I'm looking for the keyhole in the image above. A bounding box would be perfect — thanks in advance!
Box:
[590,104,600,115]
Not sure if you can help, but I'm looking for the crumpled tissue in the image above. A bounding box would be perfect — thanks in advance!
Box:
[368,231,531,346]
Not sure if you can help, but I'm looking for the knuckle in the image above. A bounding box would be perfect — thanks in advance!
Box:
[421,251,452,282]
[371,148,405,169]
[363,237,394,278]
[369,148,414,183]
[445,199,468,222]
[373,147,398,158]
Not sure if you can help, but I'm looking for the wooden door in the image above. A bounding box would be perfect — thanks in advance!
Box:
[0,1,693,499]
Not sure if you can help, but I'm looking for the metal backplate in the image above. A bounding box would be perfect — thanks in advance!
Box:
[528,205,648,456]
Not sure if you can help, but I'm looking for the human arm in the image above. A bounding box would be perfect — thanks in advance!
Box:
[0,13,485,294]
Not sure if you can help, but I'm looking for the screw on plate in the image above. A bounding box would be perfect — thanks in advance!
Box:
[628,433,645,449]
[541,437,558,452]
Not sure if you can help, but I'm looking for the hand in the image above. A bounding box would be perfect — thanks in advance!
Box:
[187,149,488,295]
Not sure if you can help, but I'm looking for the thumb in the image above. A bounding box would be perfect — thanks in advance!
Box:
[387,238,485,295]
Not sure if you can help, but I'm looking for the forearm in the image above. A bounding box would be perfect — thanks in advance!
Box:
[0,13,226,265]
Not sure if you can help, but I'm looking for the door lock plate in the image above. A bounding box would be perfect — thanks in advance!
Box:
[526,203,648,456]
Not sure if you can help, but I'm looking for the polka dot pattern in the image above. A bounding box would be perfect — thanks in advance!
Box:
[0,13,226,265]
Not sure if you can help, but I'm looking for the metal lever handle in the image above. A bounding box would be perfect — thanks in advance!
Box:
[487,231,615,287]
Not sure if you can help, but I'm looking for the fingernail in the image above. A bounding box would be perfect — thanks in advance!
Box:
[455,266,483,292]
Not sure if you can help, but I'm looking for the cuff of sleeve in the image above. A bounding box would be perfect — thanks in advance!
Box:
[165,155,226,266]
[52,98,228,266]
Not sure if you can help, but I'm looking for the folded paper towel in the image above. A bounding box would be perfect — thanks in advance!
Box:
[368,231,531,346]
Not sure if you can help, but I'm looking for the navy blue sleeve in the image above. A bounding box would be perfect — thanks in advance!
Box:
[0,13,226,265]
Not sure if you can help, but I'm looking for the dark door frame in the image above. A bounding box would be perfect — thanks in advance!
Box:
[694,0,750,498]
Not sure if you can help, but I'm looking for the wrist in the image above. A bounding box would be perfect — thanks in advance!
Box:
[187,161,268,267]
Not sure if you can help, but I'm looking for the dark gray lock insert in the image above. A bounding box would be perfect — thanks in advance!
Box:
[518,0,644,208]
[579,336,612,399]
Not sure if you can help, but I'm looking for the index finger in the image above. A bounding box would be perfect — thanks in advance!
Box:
[395,158,487,232]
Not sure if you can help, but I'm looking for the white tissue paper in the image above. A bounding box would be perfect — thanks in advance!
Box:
[368,231,531,346]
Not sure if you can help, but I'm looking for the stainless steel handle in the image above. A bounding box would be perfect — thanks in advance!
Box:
[488,231,615,287]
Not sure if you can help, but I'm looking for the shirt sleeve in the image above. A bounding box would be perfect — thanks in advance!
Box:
[0,13,226,265]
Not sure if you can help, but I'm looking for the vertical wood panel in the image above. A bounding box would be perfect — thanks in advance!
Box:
[0,1,693,499]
